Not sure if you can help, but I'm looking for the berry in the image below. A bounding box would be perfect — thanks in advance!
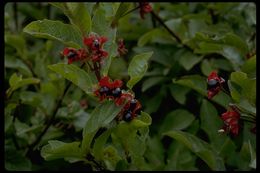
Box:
[99,86,109,94]
[129,99,137,111]
[124,111,132,122]
[93,39,100,48]
[207,79,219,89]
[112,87,122,98]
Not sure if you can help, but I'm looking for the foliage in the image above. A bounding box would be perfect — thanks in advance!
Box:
[4,2,256,171]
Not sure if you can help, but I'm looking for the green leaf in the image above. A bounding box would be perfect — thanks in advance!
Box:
[174,75,206,96]
[131,111,152,128]
[165,141,197,171]
[5,34,27,58]
[160,109,195,133]
[164,130,225,171]
[23,19,83,48]
[92,128,113,160]
[6,73,40,98]
[127,51,153,89]
[177,49,203,71]
[194,32,247,70]
[41,140,83,162]
[145,136,165,170]
[103,146,122,171]
[83,101,123,135]
[142,76,168,92]
[101,28,117,76]
[111,3,132,27]
[229,71,256,105]
[169,84,191,105]
[5,55,32,76]
[51,3,91,34]
[241,55,256,79]
[200,99,236,153]
[138,28,172,47]
[48,63,95,95]
[200,59,214,76]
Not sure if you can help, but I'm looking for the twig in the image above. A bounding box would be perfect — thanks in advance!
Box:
[150,10,194,52]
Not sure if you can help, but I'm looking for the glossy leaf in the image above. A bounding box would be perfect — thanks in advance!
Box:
[48,63,95,95]
[127,51,153,89]
[241,55,256,79]
[5,34,27,58]
[169,84,191,105]
[142,76,168,92]
[92,128,113,160]
[160,109,195,133]
[111,3,132,27]
[23,19,83,48]
[51,3,91,34]
[41,140,84,162]
[83,101,123,135]
[177,49,203,71]
[6,73,40,98]
[200,99,236,154]
[138,28,172,47]
[5,55,32,76]
[164,130,226,171]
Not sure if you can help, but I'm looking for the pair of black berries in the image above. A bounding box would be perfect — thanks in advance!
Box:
[123,99,141,122]
[99,86,122,98]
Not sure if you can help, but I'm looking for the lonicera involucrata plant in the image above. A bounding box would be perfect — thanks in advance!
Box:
[4,2,256,171]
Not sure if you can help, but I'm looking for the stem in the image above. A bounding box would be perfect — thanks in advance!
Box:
[121,5,141,18]
[93,62,101,81]
[150,10,194,52]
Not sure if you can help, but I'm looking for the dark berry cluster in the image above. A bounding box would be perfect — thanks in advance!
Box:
[94,76,142,122]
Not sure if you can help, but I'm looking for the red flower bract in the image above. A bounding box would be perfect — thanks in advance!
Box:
[62,48,86,64]
[139,2,152,19]
[207,71,225,99]
[220,109,240,136]
[83,35,108,51]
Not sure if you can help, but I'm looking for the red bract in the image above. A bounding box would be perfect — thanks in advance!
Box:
[91,49,108,62]
[220,109,240,136]
[117,39,128,56]
[115,93,133,106]
[62,48,83,64]
[83,35,108,51]
[98,76,123,89]
[94,76,123,101]
[207,71,225,99]
[139,2,152,19]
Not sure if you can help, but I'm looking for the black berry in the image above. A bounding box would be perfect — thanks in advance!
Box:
[67,51,77,59]
[99,86,110,95]
[207,79,219,89]
[129,99,137,111]
[124,111,132,122]
[112,87,122,97]
[93,39,100,48]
